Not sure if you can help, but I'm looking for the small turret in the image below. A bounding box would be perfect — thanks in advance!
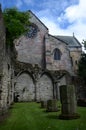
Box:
[73,32,75,37]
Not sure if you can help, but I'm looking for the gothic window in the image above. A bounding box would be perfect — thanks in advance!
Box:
[54,48,61,60]
[70,57,73,66]
[75,60,78,65]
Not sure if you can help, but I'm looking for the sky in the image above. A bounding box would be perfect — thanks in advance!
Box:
[0,0,86,43]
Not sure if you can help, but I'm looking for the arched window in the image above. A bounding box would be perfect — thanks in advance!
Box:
[54,48,61,60]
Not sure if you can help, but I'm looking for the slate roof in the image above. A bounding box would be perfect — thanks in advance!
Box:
[27,10,81,48]
[54,35,82,47]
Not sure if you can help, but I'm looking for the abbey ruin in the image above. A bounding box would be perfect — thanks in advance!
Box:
[0,6,82,114]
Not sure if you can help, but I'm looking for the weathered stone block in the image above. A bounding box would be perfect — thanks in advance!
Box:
[41,101,47,108]
[59,85,80,119]
[46,99,58,112]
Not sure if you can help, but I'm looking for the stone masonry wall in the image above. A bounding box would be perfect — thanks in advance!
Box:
[0,6,13,114]
[36,74,53,101]
[0,49,13,113]
[14,71,54,102]
[0,6,5,76]
[15,73,35,102]
[0,6,8,113]
[45,35,73,74]
[14,11,48,67]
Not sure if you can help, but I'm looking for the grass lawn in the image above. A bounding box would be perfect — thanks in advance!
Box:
[0,102,86,130]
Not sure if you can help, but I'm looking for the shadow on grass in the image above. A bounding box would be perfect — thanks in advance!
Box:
[42,109,60,113]
[42,110,47,113]
[46,114,80,120]
[46,115,59,120]
[0,112,11,123]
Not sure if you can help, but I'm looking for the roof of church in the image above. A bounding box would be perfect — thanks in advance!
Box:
[54,35,82,47]
[28,10,81,48]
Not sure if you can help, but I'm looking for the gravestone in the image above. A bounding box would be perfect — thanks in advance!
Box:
[41,101,47,108]
[59,85,80,119]
[46,99,58,112]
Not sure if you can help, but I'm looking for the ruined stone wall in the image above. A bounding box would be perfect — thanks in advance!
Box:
[36,74,53,101]
[0,6,13,114]
[0,6,8,113]
[14,66,54,102]
[0,47,13,113]
[15,73,35,102]
[1,57,9,110]
[0,6,5,76]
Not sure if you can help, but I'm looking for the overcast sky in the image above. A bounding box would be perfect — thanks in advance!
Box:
[0,0,86,43]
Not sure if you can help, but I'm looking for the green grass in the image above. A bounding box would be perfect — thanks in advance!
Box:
[0,102,86,130]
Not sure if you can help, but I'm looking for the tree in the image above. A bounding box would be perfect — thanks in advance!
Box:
[3,8,30,45]
[82,40,86,50]
[78,53,86,100]
[78,53,86,84]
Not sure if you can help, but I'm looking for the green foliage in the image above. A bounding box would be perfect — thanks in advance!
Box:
[82,40,86,50]
[0,102,86,130]
[78,53,86,84]
[3,8,30,45]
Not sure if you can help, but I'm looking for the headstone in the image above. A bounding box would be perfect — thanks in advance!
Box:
[46,99,58,112]
[41,101,47,108]
[59,85,80,119]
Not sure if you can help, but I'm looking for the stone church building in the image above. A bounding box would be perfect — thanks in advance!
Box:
[0,6,82,114]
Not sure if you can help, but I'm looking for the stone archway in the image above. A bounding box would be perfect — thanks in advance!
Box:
[37,74,53,101]
[15,73,35,102]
